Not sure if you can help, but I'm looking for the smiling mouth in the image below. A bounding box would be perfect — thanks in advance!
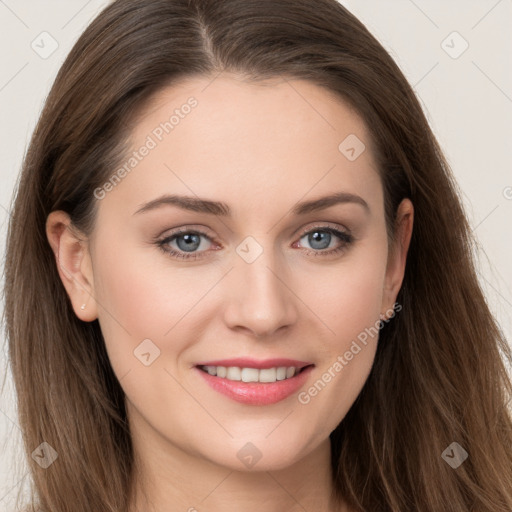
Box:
[197,364,313,384]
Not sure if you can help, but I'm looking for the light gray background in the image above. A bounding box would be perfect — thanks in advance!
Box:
[1,1,511,509]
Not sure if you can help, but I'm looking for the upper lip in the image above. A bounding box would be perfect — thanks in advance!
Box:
[195,358,314,370]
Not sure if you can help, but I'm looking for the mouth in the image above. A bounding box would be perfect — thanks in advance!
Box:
[197,364,313,383]
[194,360,315,406]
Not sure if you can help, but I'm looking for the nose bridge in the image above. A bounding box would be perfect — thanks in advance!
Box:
[223,235,298,337]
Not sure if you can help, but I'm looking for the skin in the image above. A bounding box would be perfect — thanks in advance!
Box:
[46,73,413,512]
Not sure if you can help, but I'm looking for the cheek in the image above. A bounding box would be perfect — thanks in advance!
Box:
[93,235,204,335]
[91,242,199,422]
[92,234,227,382]
[91,236,170,375]
[297,238,387,395]
[295,255,386,433]
[305,242,388,341]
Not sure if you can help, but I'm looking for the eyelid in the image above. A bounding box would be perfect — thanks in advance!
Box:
[295,221,352,239]
[155,224,216,238]
[156,221,352,243]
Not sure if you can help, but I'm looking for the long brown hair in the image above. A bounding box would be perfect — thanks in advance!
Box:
[3,0,512,510]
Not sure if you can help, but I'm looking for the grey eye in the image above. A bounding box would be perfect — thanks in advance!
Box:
[300,230,334,250]
[175,233,202,252]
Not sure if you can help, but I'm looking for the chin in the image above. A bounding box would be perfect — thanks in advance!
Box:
[199,434,317,473]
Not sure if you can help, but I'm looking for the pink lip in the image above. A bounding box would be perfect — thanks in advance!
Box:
[194,363,315,406]
[195,358,313,370]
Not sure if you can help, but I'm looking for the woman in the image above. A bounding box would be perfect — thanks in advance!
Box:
[4,0,512,511]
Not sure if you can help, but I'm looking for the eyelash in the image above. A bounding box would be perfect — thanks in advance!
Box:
[155,225,354,261]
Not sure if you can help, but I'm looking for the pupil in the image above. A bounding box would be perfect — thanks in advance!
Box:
[177,233,200,252]
[310,231,330,250]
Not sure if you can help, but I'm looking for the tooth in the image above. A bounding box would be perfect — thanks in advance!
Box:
[205,365,301,382]
[276,367,287,380]
[241,367,259,382]
[259,368,277,383]
[205,365,217,376]
[286,367,296,378]
[226,367,241,381]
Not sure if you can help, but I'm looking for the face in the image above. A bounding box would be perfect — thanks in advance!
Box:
[47,74,412,474]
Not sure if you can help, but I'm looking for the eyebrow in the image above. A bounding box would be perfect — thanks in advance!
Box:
[133,191,370,217]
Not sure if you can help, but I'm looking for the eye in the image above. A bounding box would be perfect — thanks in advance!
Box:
[156,228,217,261]
[294,225,353,257]
[155,224,354,261]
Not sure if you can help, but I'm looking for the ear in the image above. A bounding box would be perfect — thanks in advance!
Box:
[381,198,414,318]
[46,211,98,322]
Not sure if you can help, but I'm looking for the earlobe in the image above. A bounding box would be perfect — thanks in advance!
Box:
[381,198,414,317]
[45,211,98,322]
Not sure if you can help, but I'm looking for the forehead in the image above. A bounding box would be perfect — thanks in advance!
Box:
[134,74,373,153]
[97,74,382,224]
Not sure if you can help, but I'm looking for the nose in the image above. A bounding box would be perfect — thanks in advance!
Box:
[222,246,299,339]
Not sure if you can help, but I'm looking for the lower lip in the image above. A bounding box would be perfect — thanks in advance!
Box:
[195,365,314,406]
